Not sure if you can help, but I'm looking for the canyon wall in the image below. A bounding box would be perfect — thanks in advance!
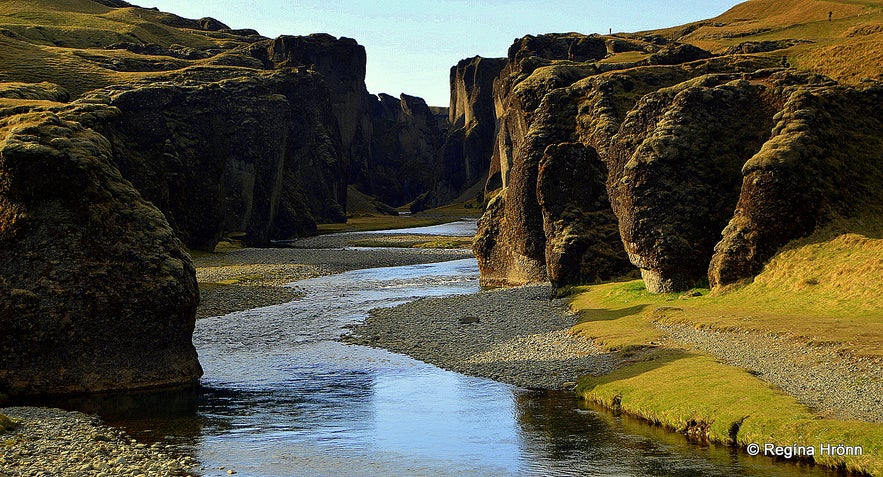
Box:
[470,33,883,292]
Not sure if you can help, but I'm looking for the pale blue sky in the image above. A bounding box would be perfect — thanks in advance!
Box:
[142,1,744,106]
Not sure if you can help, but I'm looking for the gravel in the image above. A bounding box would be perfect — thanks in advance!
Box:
[345,284,619,390]
[0,407,197,476]
[194,239,472,319]
[657,323,883,423]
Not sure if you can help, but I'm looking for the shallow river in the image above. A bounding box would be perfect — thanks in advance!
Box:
[78,222,842,476]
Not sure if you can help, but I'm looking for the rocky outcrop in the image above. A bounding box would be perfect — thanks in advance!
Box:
[470,29,881,293]
[68,69,345,251]
[606,75,779,292]
[357,93,442,207]
[476,34,706,287]
[435,56,506,202]
[709,78,883,288]
[473,28,880,294]
[0,112,202,396]
[537,143,633,287]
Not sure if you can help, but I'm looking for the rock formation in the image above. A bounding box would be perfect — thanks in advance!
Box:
[0,112,202,396]
[471,29,881,293]
[358,93,442,207]
[435,56,506,203]
[709,78,883,288]
[69,69,346,250]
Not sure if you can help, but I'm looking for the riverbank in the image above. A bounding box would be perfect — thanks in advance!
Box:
[343,221,882,476]
[0,407,198,476]
[345,284,620,390]
[194,231,472,319]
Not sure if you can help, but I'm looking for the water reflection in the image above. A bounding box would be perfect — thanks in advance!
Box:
[45,256,844,476]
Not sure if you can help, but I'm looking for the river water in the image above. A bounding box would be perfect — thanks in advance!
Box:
[79,222,842,476]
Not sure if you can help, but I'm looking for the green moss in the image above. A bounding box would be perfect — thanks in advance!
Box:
[578,352,883,476]
[0,414,16,434]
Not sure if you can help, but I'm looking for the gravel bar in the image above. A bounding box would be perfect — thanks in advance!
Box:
[657,323,883,423]
[195,240,472,319]
[0,407,197,476]
[345,284,619,390]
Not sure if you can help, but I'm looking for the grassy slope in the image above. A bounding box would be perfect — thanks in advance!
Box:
[0,0,240,96]
[570,217,883,475]
[645,0,883,84]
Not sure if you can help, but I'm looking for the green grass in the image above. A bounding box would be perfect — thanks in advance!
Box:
[579,352,883,476]
[316,215,454,234]
[348,235,472,249]
[570,221,883,475]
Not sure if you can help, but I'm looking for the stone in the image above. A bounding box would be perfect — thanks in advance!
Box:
[0,112,202,396]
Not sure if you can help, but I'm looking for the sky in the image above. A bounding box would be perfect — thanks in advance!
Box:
[142,1,745,106]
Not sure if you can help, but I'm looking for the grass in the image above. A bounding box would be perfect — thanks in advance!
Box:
[570,219,883,475]
[579,352,883,476]
[641,0,883,84]
[348,235,472,249]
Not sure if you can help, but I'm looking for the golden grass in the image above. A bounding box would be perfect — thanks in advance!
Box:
[348,235,472,249]
[641,0,883,84]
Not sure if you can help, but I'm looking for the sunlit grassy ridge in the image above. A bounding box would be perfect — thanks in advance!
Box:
[0,0,252,96]
[641,0,883,83]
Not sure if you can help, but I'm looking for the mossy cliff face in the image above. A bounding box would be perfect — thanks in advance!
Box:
[709,80,883,288]
[67,68,345,250]
[472,30,881,293]
[360,93,442,207]
[0,112,202,396]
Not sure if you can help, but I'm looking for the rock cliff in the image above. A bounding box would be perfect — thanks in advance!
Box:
[0,111,202,396]
[471,30,881,293]
[0,0,446,397]
[435,56,506,203]
[68,68,346,250]
[358,93,442,207]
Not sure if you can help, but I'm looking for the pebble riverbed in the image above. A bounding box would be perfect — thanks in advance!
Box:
[0,407,198,477]
[346,284,620,390]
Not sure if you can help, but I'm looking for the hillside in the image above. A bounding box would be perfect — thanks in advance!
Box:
[642,0,883,84]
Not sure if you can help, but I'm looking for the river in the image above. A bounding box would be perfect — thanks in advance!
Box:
[73,221,842,476]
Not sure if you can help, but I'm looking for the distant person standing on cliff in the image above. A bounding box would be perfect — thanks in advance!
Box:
[828,11,833,21]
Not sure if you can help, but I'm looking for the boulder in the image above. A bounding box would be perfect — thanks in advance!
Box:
[709,78,883,288]
[0,112,202,396]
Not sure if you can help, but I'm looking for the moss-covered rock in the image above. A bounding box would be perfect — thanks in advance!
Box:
[709,79,883,288]
[0,112,202,396]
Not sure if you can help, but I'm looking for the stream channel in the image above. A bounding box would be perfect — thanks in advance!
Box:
[77,221,842,476]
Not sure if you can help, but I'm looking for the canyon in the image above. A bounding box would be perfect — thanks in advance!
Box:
[0,0,881,396]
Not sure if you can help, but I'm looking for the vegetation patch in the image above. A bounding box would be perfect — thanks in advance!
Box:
[570,220,882,475]
[578,352,882,475]
[349,235,472,249]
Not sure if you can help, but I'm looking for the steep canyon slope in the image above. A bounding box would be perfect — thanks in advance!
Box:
[469,0,882,293]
